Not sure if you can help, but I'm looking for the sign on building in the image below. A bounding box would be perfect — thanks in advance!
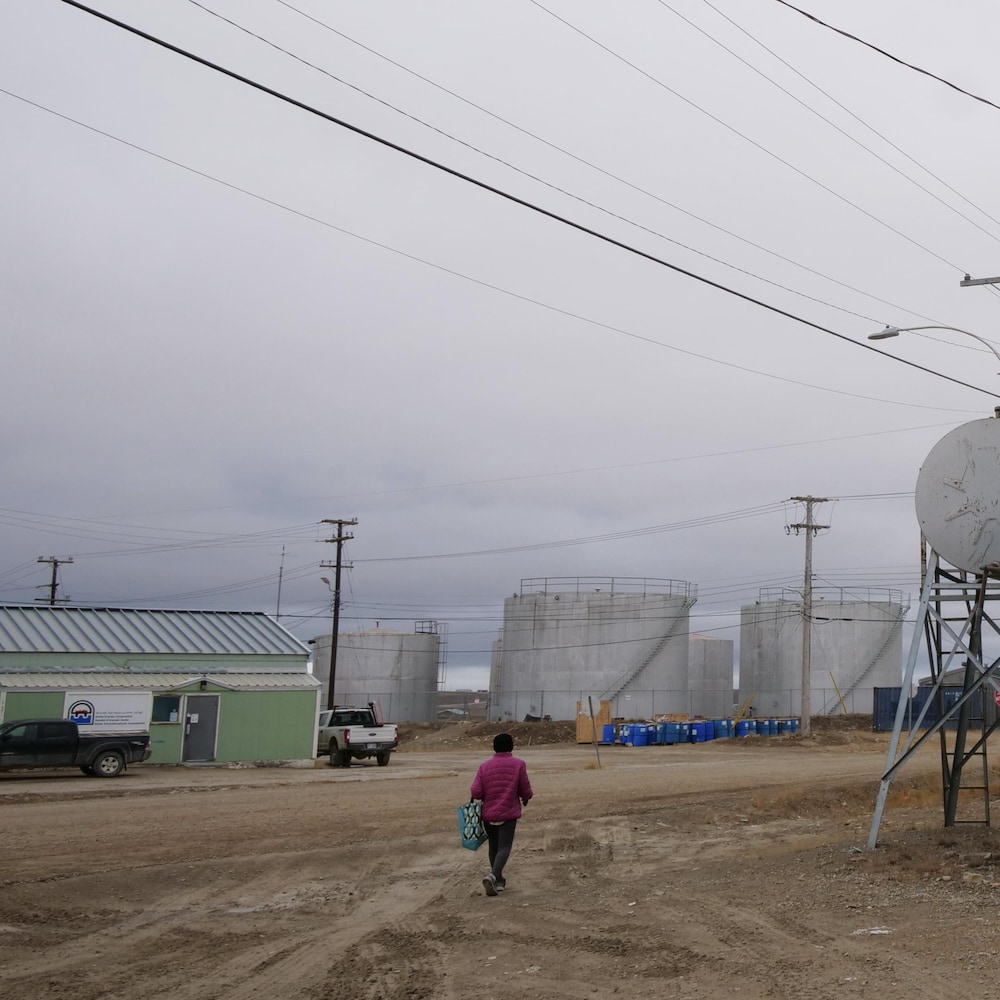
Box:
[63,692,152,732]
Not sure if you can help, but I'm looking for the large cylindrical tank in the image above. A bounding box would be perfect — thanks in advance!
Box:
[494,577,697,722]
[689,633,735,718]
[313,626,440,722]
[738,588,908,717]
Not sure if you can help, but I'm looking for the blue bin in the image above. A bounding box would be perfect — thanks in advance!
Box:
[602,723,617,744]
[645,724,657,744]
[630,724,648,747]
[735,719,756,737]
[689,720,712,743]
[656,721,685,744]
[712,719,733,738]
[777,719,794,735]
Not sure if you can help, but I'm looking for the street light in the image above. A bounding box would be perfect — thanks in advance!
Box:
[868,324,1000,372]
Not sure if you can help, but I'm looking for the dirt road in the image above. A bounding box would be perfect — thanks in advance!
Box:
[2,731,999,999]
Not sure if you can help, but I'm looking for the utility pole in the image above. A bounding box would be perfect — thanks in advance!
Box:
[275,545,285,618]
[786,498,829,738]
[320,518,357,711]
[36,556,73,605]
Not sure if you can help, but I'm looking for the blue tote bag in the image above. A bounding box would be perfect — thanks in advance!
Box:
[457,799,487,851]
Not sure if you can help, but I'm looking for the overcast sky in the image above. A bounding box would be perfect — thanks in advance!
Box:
[3,1,1000,688]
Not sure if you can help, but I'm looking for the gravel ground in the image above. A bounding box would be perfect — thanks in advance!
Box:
[1,723,998,999]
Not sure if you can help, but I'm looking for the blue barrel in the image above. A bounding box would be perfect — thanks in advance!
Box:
[788,718,800,734]
[763,719,778,735]
[689,720,709,742]
[657,721,685,744]
[645,724,657,744]
[712,719,732,738]
[618,723,631,743]
[630,724,648,747]
[602,723,617,743]
[735,719,756,737]
[777,719,794,735]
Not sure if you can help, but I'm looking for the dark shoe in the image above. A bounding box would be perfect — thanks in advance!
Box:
[495,878,506,892]
[482,874,498,897]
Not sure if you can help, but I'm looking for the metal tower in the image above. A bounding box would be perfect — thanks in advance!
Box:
[869,416,1000,846]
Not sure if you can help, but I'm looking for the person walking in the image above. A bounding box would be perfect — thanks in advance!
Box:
[470,732,533,897]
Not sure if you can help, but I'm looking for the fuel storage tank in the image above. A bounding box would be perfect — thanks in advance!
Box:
[688,633,735,718]
[493,577,697,722]
[738,588,908,717]
[313,623,442,722]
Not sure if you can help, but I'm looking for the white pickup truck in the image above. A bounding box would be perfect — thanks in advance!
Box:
[317,705,398,767]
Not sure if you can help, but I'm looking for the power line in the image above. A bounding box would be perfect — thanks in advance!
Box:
[52,1,998,401]
[699,0,1000,235]
[353,504,789,564]
[526,0,967,272]
[267,0,956,328]
[7,85,982,417]
[656,0,1000,244]
[773,0,1000,113]
[190,0,943,328]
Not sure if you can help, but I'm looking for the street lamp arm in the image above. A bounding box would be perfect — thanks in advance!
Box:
[869,324,1000,371]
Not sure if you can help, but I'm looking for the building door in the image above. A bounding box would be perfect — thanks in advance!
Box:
[182,695,219,762]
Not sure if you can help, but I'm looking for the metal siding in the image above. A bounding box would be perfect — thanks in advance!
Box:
[3,691,64,719]
[0,606,309,657]
[215,690,316,760]
[0,671,319,690]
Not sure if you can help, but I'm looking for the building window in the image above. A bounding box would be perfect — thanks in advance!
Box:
[152,695,181,723]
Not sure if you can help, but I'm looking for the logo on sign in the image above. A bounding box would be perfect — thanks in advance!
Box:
[67,700,95,725]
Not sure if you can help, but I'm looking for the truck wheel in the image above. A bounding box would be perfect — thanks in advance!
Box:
[376,751,391,767]
[92,751,125,778]
[329,745,350,768]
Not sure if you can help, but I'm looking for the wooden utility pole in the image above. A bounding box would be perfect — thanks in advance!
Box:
[786,497,829,738]
[320,518,357,711]
[36,556,73,605]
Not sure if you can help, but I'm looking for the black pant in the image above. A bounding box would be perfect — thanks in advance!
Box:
[486,819,517,882]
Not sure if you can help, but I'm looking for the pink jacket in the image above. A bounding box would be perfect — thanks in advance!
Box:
[470,752,533,823]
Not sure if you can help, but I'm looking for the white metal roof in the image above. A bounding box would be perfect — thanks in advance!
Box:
[0,670,320,690]
[0,606,309,657]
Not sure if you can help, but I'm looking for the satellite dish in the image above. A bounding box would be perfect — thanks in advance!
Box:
[915,417,1000,572]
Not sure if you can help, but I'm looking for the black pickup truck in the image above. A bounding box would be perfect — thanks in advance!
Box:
[0,719,151,777]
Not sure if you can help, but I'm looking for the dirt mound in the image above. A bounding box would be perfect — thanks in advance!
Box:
[398,719,577,750]
[809,713,872,732]
[398,714,879,752]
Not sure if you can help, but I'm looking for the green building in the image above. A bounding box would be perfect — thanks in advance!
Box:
[0,605,319,765]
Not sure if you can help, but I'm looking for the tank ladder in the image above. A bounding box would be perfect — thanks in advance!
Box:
[818,600,909,716]
[600,595,696,703]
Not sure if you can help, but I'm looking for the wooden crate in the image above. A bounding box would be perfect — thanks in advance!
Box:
[576,699,612,743]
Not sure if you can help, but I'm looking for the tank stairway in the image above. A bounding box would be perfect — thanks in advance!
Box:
[818,600,908,715]
[600,595,696,702]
